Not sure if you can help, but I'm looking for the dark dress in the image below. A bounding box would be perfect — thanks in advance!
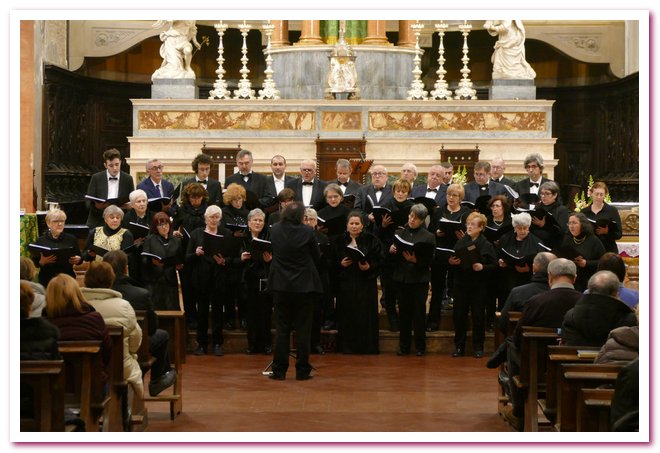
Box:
[581,203,623,254]
[497,231,548,293]
[392,223,436,354]
[241,229,273,353]
[221,205,250,327]
[172,202,207,327]
[142,232,184,310]
[331,231,383,354]
[186,226,233,350]
[317,204,350,239]
[451,234,497,352]
[121,209,153,285]
[32,231,81,288]
[531,199,568,249]
[484,216,514,322]
[427,205,471,329]
[559,233,606,292]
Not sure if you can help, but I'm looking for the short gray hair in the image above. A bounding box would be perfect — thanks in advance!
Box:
[547,258,577,278]
[533,252,557,274]
[511,212,531,228]
[103,204,124,220]
[588,270,621,297]
[129,189,148,204]
[204,204,222,220]
[410,203,429,220]
[145,158,161,171]
[247,208,265,221]
[304,207,318,219]
[324,183,343,198]
[524,153,544,169]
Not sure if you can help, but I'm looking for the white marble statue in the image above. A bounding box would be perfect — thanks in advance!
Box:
[484,20,536,80]
[152,20,201,80]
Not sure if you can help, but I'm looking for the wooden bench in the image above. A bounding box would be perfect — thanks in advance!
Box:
[141,310,185,420]
[556,363,623,432]
[512,327,558,432]
[542,345,601,424]
[495,311,521,417]
[576,388,615,431]
[20,360,65,431]
[58,340,110,432]
[106,326,129,431]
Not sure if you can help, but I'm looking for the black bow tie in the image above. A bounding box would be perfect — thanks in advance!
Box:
[198,180,207,184]
[427,188,437,193]
[302,181,314,186]
[108,177,118,181]
[530,182,539,188]
[338,181,347,186]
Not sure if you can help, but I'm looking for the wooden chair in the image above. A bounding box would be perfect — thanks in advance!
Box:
[106,326,128,431]
[495,311,521,417]
[20,360,65,431]
[58,340,110,432]
[142,310,185,420]
[576,388,615,431]
[556,363,623,432]
[511,326,558,431]
[542,345,601,424]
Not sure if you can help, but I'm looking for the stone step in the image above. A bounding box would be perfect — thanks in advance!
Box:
[186,328,495,356]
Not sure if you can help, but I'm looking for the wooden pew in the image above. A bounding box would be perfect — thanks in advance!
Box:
[20,360,65,431]
[142,310,185,420]
[106,326,128,431]
[576,388,615,432]
[542,345,600,424]
[556,363,623,432]
[495,311,521,417]
[512,327,558,432]
[58,340,109,432]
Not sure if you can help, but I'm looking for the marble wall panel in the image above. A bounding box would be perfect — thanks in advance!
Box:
[138,110,315,131]
[368,111,546,132]
[321,111,362,130]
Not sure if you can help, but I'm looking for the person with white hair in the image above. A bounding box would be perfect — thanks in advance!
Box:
[122,189,152,284]
[497,211,548,297]
[186,205,233,357]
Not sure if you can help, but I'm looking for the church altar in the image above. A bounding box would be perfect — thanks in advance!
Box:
[128,98,556,183]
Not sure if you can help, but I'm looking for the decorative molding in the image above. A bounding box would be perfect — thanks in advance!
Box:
[561,34,601,54]
[369,112,546,132]
[138,110,316,131]
[93,29,137,47]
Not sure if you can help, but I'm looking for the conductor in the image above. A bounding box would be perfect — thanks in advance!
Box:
[268,202,322,381]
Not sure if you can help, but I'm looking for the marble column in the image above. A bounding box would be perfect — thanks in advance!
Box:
[271,20,290,47]
[362,20,389,45]
[297,20,324,45]
[397,20,416,48]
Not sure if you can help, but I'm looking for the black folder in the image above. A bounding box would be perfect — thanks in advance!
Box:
[203,231,242,258]
[28,244,76,264]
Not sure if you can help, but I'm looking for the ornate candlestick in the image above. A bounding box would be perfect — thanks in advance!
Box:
[233,20,255,99]
[209,21,231,100]
[454,20,477,100]
[407,21,428,100]
[430,21,453,100]
[258,20,280,100]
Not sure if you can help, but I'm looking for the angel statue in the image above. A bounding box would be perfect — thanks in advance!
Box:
[484,20,536,80]
[152,20,202,80]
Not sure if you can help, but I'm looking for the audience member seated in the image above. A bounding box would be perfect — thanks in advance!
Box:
[20,281,62,420]
[595,307,639,365]
[504,258,581,430]
[45,274,112,384]
[610,358,639,431]
[81,261,144,403]
[596,252,639,309]
[561,270,637,347]
[20,257,46,317]
[103,250,177,396]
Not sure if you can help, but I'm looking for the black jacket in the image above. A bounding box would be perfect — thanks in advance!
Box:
[497,272,550,334]
[20,317,61,360]
[112,274,157,335]
[268,220,322,294]
[561,293,637,347]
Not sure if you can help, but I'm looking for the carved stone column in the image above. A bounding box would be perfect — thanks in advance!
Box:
[362,20,389,45]
[397,20,416,47]
[297,20,324,45]
[270,20,290,47]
